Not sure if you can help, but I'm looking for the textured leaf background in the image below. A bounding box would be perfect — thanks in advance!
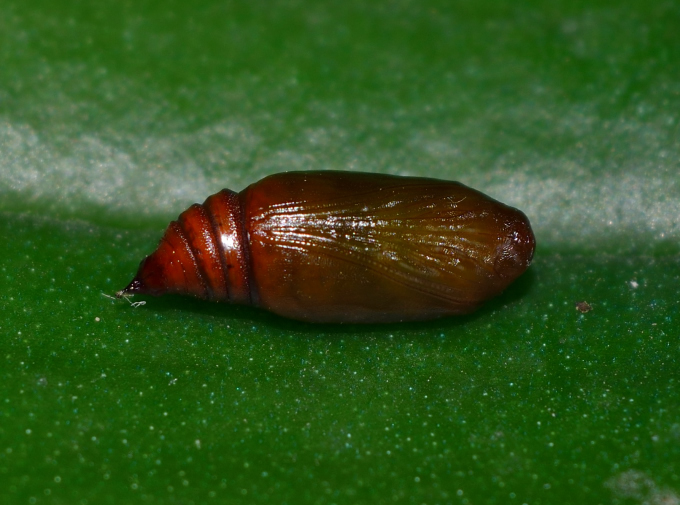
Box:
[1,0,679,504]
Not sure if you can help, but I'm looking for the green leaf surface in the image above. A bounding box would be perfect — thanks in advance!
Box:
[1,0,679,504]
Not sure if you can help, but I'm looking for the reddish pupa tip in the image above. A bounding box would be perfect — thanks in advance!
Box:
[116,278,144,298]
[117,250,175,298]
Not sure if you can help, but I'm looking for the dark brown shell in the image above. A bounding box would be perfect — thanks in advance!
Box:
[119,171,535,323]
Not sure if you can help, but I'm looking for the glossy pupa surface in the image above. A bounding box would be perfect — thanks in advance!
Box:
[119,171,535,323]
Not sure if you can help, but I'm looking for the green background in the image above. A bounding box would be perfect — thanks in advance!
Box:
[1,0,679,503]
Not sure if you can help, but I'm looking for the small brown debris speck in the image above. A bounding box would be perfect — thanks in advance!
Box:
[575,301,592,313]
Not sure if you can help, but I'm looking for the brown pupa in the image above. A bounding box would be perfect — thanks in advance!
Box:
[119,171,535,323]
